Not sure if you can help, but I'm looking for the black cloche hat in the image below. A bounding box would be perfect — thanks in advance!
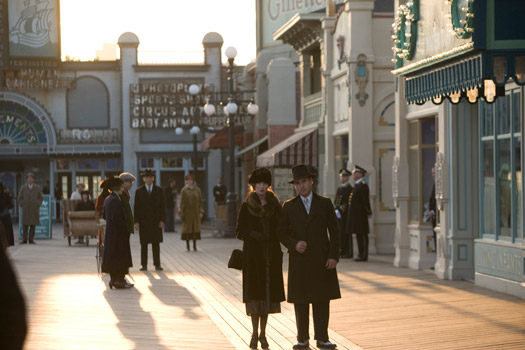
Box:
[248,168,272,186]
[288,164,316,184]
[105,177,123,190]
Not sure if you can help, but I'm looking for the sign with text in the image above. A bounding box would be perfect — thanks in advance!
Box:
[18,194,52,239]
[272,168,295,202]
[259,0,340,48]
[4,59,72,89]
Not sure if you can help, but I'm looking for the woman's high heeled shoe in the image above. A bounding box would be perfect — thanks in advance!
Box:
[259,334,269,350]
[249,334,258,350]
[109,280,130,289]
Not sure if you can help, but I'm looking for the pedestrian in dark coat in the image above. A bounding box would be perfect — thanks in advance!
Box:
[134,168,165,271]
[277,164,340,350]
[334,168,353,258]
[17,172,43,244]
[236,168,285,350]
[346,165,372,262]
[75,191,95,211]
[0,182,15,247]
[119,172,136,234]
[164,178,177,232]
[0,246,27,349]
[101,177,133,289]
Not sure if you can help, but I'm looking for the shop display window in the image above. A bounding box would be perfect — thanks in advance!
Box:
[140,158,154,168]
[408,117,439,224]
[106,158,121,171]
[77,159,100,170]
[479,88,523,241]
[161,157,183,168]
[56,159,70,170]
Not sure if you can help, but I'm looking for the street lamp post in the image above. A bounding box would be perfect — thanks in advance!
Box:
[203,46,259,237]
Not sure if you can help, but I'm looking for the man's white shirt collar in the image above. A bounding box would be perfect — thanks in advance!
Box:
[300,192,313,203]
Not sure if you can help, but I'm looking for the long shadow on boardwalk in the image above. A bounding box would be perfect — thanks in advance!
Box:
[104,287,168,350]
[146,271,201,320]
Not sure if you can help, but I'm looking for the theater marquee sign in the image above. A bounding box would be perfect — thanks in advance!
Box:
[130,79,254,129]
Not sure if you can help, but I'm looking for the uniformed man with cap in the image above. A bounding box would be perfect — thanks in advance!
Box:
[346,165,372,261]
[334,169,353,258]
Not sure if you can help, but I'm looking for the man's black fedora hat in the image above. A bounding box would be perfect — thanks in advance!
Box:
[140,168,156,177]
[289,164,316,184]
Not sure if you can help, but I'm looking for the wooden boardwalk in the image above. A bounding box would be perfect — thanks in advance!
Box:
[7,223,525,350]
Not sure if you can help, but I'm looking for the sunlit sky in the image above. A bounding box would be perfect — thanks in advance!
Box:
[60,0,257,65]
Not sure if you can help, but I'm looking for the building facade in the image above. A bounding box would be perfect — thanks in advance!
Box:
[392,0,525,298]
[0,1,240,218]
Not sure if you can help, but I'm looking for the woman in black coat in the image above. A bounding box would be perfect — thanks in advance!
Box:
[235,168,285,350]
[0,182,14,247]
[101,177,133,289]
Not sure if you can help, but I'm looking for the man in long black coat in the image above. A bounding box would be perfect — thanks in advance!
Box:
[334,168,353,258]
[346,165,372,262]
[134,168,165,271]
[277,164,340,350]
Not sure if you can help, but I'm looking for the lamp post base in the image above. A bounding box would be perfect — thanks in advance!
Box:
[223,192,238,238]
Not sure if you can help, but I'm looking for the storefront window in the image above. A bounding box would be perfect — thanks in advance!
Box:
[162,157,183,168]
[334,135,349,171]
[106,158,121,171]
[77,159,100,170]
[140,158,154,168]
[408,117,438,224]
[480,88,522,241]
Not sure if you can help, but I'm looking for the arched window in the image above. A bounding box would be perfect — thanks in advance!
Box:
[67,76,109,128]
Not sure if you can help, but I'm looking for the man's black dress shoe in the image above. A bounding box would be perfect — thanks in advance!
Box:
[29,241,36,244]
[340,254,353,259]
[354,256,367,262]
[292,340,309,349]
[155,266,164,271]
[317,340,337,349]
[139,266,147,271]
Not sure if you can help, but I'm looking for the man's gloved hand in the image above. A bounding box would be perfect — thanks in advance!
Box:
[335,209,342,219]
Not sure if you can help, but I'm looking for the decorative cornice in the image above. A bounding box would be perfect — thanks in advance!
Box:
[392,42,474,76]
[273,13,323,52]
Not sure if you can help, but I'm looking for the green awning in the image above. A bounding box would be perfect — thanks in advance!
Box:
[405,54,483,104]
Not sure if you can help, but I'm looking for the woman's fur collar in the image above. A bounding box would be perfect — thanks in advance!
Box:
[246,190,279,217]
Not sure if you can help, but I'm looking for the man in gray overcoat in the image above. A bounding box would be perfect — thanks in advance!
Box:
[277,164,340,350]
[17,173,43,244]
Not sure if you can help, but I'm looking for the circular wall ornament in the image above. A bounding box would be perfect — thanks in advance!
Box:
[392,1,419,67]
[450,0,475,38]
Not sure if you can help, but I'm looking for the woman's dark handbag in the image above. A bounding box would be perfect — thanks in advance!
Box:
[228,249,243,270]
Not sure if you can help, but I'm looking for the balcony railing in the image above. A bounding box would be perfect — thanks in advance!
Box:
[303,92,323,126]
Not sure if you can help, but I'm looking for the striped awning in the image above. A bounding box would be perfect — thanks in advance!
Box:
[256,128,318,168]
[405,54,483,104]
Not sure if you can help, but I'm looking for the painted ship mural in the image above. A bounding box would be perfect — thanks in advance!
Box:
[9,0,58,57]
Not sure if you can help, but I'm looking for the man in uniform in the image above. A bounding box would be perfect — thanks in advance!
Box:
[134,168,166,271]
[334,168,353,258]
[277,164,340,350]
[346,165,372,262]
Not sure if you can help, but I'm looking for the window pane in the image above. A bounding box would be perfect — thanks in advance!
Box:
[516,136,523,238]
[513,90,521,134]
[92,176,101,199]
[57,159,70,170]
[106,158,120,170]
[482,141,496,234]
[78,159,100,170]
[409,148,420,222]
[497,95,510,135]
[422,148,436,220]
[498,139,512,237]
[421,120,436,145]
[141,158,153,168]
[481,102,494,137]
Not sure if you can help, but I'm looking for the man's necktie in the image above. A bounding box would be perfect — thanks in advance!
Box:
[304,197,310,214]
[148,186,151,195]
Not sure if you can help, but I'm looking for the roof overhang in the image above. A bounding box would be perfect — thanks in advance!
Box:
[273,13,323,52]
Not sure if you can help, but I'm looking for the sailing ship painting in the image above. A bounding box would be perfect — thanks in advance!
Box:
[9,0,60,58]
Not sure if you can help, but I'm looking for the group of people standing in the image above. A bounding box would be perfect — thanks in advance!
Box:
[101,168,205,289]
[334,166,372,261]
[236,164,344,350]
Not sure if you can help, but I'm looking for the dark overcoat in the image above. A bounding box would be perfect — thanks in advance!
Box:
[346,180,372,235]
[134,185,165,244]
[17,184,43,226]
[334,182,353,226]
[120,190,134,234]
[236,192,285,304]
[101,193,132,274]
[277,192,341,303]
